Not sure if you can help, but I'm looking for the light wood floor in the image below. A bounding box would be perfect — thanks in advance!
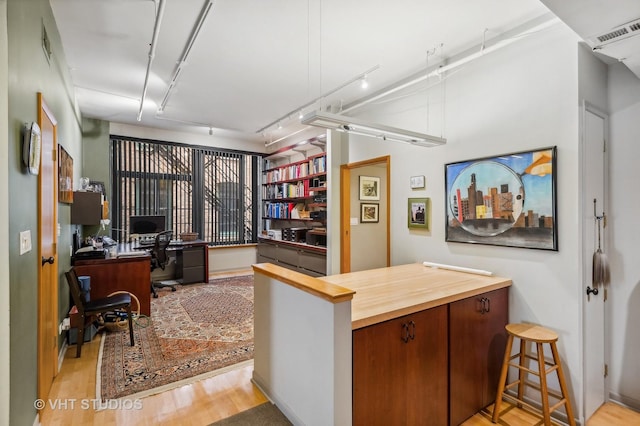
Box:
[41,270,640,425]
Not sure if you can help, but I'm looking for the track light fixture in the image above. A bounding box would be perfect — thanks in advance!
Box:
[301,111,446,147]
[360,75,369,89]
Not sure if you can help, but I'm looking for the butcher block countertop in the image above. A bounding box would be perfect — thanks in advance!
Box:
[320,263,512,330]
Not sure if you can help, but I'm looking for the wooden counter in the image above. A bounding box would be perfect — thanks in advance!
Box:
[320,262,512,329]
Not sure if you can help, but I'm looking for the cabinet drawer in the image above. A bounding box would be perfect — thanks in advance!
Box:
[182,246,205,267]
[276,245,298,266]
[299,251,326,275]
[257,243,276,258]
[257,254,275,263]
[182,266,205,284]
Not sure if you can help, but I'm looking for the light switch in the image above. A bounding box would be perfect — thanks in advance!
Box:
[19,230,32,255]
[350,217,358,225]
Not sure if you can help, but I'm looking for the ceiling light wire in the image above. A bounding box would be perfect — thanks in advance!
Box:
[255,64,380,134]
[137,0,166,121]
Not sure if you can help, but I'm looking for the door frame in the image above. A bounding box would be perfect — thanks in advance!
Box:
[37,93,59,404]
[340,155,390,273]
[580,100,608,422]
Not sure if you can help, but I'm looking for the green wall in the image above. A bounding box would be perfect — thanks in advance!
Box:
[7,0,83,424]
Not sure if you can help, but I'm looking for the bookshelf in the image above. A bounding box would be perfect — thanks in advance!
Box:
[259,151,327,276]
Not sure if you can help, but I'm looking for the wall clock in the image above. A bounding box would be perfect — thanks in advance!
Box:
[23,121,41,175]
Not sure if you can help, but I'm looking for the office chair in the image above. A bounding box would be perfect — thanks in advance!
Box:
[150,230,176,298]
[65,268,135,358]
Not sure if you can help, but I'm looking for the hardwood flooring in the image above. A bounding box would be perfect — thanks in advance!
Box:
[40,270,640,425]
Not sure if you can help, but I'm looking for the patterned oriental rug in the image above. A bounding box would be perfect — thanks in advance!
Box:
[97,275,254,400]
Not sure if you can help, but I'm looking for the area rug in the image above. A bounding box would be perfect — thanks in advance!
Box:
[210,403,292,425]
[97,275,254,400]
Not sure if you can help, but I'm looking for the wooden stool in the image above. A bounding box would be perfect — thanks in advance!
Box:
[492,323,576,426]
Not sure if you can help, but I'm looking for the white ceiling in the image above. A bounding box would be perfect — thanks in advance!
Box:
[48,1,639,150]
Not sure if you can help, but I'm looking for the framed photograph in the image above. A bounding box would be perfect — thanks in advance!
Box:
[359,176,380,200]
[58,144,74,204]
[410,175,425,189]
[408,198,429,230]
[445,146,557,250]
[360,203,379,223]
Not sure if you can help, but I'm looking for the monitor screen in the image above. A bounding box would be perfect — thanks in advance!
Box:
[129,215,166,235]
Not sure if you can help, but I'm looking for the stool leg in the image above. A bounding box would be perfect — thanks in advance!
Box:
[492,334,514,423]
[517,338,527,408]
[537,342,551,426]
[550,342,576,426]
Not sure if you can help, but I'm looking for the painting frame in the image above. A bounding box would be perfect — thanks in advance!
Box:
[445,146,557,250]
[58,144,74,204]
[360,203,379,223]
[408,198,429,230]
[410,175,425,189]
[359,175,380,201]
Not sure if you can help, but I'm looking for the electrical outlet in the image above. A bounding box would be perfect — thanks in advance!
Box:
[19,230,32,255]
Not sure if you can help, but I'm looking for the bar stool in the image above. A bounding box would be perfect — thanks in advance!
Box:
[492,323,576,426]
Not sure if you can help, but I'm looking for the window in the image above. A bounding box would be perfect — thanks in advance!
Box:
[110,136,260,245]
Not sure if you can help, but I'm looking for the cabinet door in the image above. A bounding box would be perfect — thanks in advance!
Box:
[353,316,407,425]
[449,287,508,425]
[405,306,448,426]
[353,305,448,426]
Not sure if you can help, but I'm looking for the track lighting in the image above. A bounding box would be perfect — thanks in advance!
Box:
[360,75,369,89]
[301,111,446,147]
[208,127,213,135]
[298,110,304,119]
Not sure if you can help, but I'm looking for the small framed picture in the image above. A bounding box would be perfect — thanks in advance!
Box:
[408,198,429,230]
[410,175,425,189]
[361,203,379,223]
[359,176,380,200]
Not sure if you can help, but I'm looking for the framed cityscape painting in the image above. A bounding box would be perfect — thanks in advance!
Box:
[445,146,557,250]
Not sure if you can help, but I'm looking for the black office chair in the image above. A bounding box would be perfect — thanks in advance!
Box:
[150,230,176,298]
[65,268,134,358]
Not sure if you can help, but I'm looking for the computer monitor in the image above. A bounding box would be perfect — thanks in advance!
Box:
[129,215,166,235]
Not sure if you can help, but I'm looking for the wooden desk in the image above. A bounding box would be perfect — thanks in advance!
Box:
[73,254,151,316]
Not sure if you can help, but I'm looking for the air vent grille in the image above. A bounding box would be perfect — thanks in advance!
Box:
[597,28,628,43]
[592,18,640,47]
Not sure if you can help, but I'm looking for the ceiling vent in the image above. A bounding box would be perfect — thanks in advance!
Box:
[590,18,640,48]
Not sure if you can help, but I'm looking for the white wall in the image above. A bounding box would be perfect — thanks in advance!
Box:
[208,245,256,273]
[607,62,640,408]
[0,1,10,423]
[252,271,352,425]
[110,122,264,153]
[348,22,586,418]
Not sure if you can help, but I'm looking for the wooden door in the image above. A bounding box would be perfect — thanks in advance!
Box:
[449,288,508,426]
[37,93,58,404]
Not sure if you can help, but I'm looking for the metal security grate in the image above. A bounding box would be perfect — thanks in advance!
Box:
[110,136,260,245]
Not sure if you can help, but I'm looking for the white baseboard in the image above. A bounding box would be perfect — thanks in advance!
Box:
[609,392,640,412]
[58,338,68,372]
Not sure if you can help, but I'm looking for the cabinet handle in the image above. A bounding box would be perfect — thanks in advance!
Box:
[479,297,491,314]
[408,321,416,340]
[401,323,410,343]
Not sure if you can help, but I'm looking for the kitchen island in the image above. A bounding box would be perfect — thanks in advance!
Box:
[252,262,512,426]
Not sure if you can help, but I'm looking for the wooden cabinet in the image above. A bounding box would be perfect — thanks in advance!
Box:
[351,286,508,426]
[353,305,448,426]
[70,191,103,225]
[449,287,509,425]
[257,238,326,276]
